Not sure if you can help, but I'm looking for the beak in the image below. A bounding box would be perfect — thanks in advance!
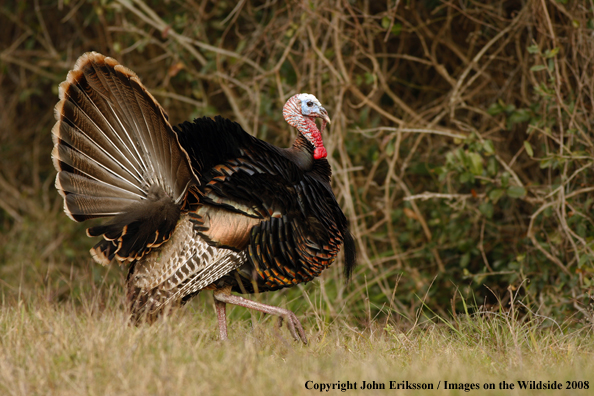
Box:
[319,107,331,125]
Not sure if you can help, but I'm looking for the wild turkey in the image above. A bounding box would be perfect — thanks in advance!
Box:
[51,52,355,343]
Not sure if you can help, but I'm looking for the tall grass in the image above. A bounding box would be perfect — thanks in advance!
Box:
[1,284,593,395]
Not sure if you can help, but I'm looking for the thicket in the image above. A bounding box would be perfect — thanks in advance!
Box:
[1,0,593,326]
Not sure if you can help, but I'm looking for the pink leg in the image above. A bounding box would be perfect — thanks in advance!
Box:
[215,298,228,341]
[213,290,308,344]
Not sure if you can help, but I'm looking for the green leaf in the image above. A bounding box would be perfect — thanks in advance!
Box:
[508,109,531,127]
[489,189,505,203]
[544,47,559,58]
[385,140,394,156]
[460,252,471,268]
[487,102,503,116]
[548,58,555,72]
[504,104,516,114]
[501,172,510,188]
[468,153,483,175]
[579,254,592,268]
[381,18,402,35]
[483,140,495,155]
[459,172,474,184]
[479,201,494,219]
[540,157,558,169]
[527,44,540,54]
[530,65,547,72]
[391,23,402,36]
[524,141,534,157]
[506,186,526,198]
[487,157,498,176]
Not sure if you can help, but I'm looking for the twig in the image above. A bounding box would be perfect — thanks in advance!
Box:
[404,192,482,201]
[0,53,61,81]
[354,127,467,140]
[149,90,204,108]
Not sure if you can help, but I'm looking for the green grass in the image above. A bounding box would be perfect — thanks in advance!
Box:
[1,286,593,396]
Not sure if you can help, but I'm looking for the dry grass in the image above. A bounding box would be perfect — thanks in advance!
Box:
[1,287,593,395]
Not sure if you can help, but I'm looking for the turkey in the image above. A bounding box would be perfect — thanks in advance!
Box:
[51,52,355,344]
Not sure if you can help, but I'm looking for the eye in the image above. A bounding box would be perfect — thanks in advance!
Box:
[307,101,313,107]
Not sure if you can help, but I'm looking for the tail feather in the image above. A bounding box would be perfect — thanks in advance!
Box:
[64,194,136,217]
[343,230,357,282]
[85,58,176,194]
[55,80,143,182]
[52,142,142,200]
[51,118,144,191]
[56,172,142,202]
[52,52,197,264]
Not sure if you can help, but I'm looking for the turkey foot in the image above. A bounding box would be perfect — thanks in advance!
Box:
[213,290,308,344]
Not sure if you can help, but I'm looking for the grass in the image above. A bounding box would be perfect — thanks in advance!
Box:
[1,283,593,396]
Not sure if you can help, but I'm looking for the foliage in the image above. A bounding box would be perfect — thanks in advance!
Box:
[1,0,594,326]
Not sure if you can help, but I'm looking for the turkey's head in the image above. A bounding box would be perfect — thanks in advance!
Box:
[283,93,330,160]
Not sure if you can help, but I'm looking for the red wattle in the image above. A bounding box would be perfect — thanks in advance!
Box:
[294,114,328,160]
[314,146,327,159]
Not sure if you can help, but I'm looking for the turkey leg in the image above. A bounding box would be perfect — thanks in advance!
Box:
[213,290,308,344]
[214,298,228,340]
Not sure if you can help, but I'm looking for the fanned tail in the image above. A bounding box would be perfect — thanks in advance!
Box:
[52,52,197,264]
